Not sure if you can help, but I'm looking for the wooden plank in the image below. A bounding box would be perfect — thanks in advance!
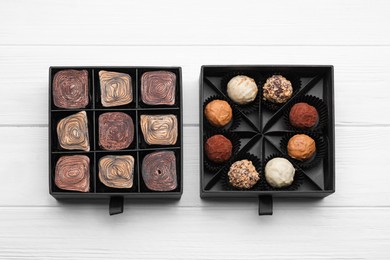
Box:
[1,46,390,126]
[0,207,389,259]
[0,0,389,46]
[0,126,388,207]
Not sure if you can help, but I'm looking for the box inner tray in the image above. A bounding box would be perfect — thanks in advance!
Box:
[49,66,183,199]
[200,65,334,198]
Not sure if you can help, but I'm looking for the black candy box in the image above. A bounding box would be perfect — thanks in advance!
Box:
[199,65,335,215]
[49,66,183,215]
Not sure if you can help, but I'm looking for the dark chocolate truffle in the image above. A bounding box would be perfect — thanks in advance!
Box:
[228,159,259,189]
[289,102,319,129]
[142,151,177,191]
[53,69,89,109]
[99,155,134,189]
[99,70,132,107]
[205,135,232,163]
[287,134,316,161]
[55,155,90,192]
[263,75,293,104]
[204,100,232,128]
[141,71,176,105]
[265,157,295,188]
[57,111,90,151]
[140,114,178,145]
[99,112,134,150]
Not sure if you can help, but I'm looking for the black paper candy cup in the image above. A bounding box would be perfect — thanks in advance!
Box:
[203,130,241,173]
[280,131,326,169]
[203,95,241,131]
[263,153,304,191]
[283,95,328,132]
[220,72,261,114]
[261,72,301,111]
[221,152,264,191]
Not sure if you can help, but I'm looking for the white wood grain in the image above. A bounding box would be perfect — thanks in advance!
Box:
[1,46,390,126]
[1,126,389,208]
[0,207,389,260]
[0,0,389,46]
[2,0,390,258]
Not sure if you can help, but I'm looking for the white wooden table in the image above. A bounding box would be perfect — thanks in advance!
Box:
[1,0,390,259]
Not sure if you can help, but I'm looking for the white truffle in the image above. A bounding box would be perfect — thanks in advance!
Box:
[227,75,258,105]
[265,157,295,188]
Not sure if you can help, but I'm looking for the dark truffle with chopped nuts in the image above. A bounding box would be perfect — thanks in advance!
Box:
[263,75,293,104]
[228,159,260,189]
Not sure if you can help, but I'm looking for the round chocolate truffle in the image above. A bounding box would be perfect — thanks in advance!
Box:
[263,75,293,104]
[227,75,258,105]
[228,159,259,189]
[265,157,295,188]
[289,102,319,129]
[205,135,233,163]
[204,100,233,128]
[287,134,316,161]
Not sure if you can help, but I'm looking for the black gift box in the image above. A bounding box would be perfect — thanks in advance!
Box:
[199,65,335,215]
[49,66,183,214]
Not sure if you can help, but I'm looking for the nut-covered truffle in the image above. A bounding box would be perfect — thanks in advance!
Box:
[265,157,295,188]
[228,159,260,189]
[205,135,233,163]
[263,75,293,104]
[227,75,258,105]
[287,134,316,161]
[204,100,232,128]
[289,102,319,129]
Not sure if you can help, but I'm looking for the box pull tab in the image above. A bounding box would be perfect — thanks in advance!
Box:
[258,195,273,216]
[109,196,124,215]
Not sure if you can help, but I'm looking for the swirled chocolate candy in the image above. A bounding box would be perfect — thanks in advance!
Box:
[57,111,90,151]
[99,155,134,188]
[99,70,133,107]
[99,112,134,150]
[53,69,89,109]
[141,71,176,105]
[55,155,90,192]
[140,114,178,145]
[142,151,177,191]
